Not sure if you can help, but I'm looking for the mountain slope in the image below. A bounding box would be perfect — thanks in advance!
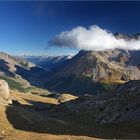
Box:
[46,80,140,138]
[49,80,140,124]
[44,49,140,95]
[0,52,47,88]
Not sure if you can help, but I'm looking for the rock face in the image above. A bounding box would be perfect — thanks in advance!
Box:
[0,80,12,105]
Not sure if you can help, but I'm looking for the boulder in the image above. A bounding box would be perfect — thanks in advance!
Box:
[58,94,77,103]
[0,80,12,105]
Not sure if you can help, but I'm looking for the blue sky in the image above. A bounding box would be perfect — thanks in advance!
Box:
[1,1,140,56]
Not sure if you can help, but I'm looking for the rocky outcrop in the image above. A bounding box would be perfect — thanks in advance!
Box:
[0,80,12,105]
[57,94,77,103]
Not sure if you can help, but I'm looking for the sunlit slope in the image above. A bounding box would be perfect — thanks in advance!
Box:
[44,49,140,95]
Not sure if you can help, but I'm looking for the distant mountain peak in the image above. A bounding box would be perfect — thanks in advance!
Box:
[22,55,73,70]
[114,32,140,40]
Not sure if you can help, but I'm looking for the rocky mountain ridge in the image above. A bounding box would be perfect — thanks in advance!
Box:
[1,48,140,96]
[44,49,140,94]
[115,32,140,40]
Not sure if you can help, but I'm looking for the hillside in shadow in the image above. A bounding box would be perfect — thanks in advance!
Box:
[5,98,140,139]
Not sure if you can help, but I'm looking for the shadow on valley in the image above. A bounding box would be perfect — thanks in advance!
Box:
[44,75,119,96]
[5,99,140,139]
[15,65,47,88]
[0,59,15,77]
[23,99,56,111]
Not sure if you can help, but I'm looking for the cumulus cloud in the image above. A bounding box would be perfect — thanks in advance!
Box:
[48,25,140,51]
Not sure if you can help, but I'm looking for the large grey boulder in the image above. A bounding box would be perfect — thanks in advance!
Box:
[0,80,12,105]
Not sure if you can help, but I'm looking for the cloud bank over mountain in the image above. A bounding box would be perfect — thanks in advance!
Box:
[49,25,140,51]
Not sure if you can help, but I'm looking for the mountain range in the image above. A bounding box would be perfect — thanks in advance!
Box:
[1,45,140,96]
[0,33,140,139]
[22,55,73,70]
[42,49,140,95]
[15,33,140,95]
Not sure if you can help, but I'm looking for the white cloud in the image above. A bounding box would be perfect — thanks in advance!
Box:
[49,25,140,51]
